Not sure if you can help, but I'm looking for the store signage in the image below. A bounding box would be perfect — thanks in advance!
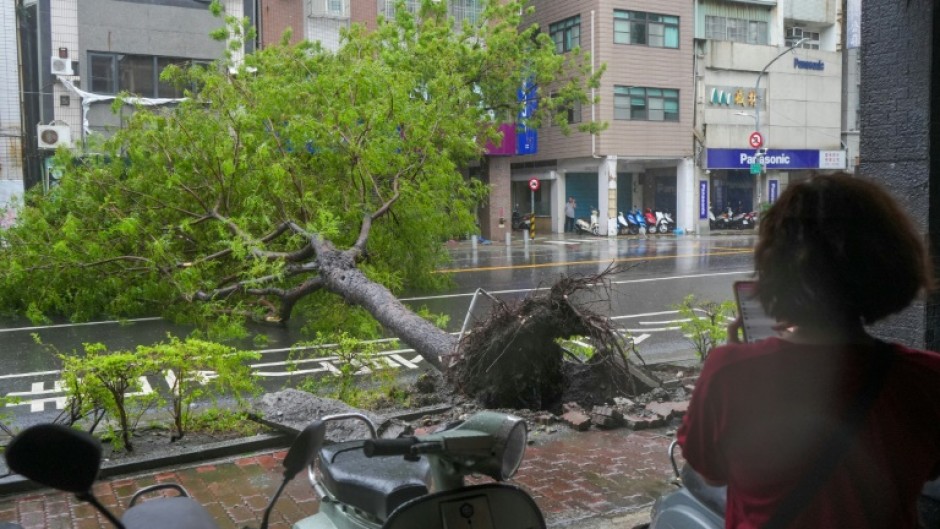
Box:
[699,181,708,220]
[516,79,539,155]
[769,179,779,202]
[707,86,764,108]
[794,58,825,71]
[706,149,847,170]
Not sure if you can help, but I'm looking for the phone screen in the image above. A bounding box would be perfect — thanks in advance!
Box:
[734,281,778,343]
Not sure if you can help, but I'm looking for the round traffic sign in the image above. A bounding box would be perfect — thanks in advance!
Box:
[528,178,540,191]
[748,131,764,149]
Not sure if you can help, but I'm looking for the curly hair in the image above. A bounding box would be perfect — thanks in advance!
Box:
[754,174,933,326]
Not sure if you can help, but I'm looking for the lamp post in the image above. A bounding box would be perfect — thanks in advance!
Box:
[751,37,808,206]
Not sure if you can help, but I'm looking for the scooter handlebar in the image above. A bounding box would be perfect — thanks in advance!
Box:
[363,437,419,457]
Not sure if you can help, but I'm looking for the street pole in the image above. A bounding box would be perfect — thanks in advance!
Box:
[753,37,807,206]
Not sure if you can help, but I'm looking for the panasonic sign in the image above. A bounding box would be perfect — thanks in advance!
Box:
[706,149,846,170]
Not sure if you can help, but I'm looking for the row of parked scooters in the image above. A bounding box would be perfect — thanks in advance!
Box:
[708,207,758,230]
[615,208,675,235]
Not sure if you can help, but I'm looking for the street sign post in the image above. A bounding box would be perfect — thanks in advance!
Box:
[750,163,762,175]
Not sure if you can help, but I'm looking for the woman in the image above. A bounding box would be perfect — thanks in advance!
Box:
[678,174,940,528]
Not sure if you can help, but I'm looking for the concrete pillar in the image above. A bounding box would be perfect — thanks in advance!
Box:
[598,155,617,236]
[481,157,511,243]
[677,158,695,233]
[861,0,939,349]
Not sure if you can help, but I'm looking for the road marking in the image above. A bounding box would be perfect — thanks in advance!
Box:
[436,249,751,274]
[0,317,162,333]
[402,271,751,301]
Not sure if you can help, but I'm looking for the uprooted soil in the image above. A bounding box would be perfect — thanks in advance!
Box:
[448,267,659,413]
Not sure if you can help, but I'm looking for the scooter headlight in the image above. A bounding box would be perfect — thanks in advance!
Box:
[454,412,528,481]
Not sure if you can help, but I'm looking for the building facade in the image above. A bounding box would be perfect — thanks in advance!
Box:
[694,0,845,232]
[487,0,695,239]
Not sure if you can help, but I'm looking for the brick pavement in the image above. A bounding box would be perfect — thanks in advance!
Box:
[0,428,677,529]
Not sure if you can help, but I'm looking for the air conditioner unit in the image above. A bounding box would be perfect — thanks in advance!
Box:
[51,54,74,76]
[37,124,72,149]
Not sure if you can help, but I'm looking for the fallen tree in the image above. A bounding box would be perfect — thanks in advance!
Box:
[450,268,659,410]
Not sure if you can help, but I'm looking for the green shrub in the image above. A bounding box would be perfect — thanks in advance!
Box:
[673,295,737,361]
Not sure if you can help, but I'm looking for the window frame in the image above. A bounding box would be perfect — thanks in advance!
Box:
[704,15,768,45]
[614,86,680,122]
[549,15,581,53]
[613,10,680,49]
[87,52,210,98]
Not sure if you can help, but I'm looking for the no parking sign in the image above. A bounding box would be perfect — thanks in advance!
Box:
[528,178,540,191]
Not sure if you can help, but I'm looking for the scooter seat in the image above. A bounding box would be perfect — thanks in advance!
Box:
[318,440,430,522]
[680,464,727,516]
[122,496,219,529]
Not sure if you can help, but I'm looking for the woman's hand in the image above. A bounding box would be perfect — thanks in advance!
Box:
[727,317,743,344]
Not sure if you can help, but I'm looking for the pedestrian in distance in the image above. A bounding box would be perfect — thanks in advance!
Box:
[678,173,940,529]
[565,196,576,233]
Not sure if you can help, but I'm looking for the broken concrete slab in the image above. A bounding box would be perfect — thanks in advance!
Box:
[645,401,690,420]
[562,410,592,431]
[251,389,410,442]
[590,405,624,429]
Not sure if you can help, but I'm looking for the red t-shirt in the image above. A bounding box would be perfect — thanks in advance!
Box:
[678,338,940,529]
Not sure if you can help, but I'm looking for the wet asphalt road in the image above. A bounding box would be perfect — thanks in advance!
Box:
[0,231,757,427]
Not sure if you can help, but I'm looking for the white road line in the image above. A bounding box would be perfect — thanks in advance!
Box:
[400,270,750,301]
[0,317,162,333]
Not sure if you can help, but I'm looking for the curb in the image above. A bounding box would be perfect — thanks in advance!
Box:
[0,432,290,496]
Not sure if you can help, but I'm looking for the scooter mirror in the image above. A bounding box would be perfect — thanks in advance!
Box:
[282,421,326,480]
[5,423,102,494]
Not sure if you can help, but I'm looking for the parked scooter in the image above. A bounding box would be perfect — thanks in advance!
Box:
[655,211,675,234]
[293,411,545,529]
[708,207,731,230]
[617,212,632,235]
[575,207,600,235]
[630,209,648,235]
[4,421,322,529]
[511,205,531,231]
[647,440,940,529]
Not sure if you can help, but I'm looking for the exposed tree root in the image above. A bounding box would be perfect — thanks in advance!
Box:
[448,266,659,411]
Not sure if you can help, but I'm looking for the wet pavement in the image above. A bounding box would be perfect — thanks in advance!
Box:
[0,427,678,528]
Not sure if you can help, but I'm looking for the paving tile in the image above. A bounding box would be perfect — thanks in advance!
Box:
[0,427,677,528]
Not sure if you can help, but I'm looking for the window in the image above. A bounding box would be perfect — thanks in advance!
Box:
[704,16,768,45]
[786,26,821,49]
[614,10,679,48]
[614,86,679,122]
[88,52,209,97]
[550,15,580,53]
[551,92,581,125]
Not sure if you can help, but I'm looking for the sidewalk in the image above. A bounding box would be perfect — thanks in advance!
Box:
[0,427,678,528]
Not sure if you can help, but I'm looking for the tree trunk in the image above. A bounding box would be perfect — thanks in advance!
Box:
[317,251,454,372]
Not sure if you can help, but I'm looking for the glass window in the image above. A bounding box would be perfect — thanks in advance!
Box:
[705,15,768,45]
[614,86,680,122]
[89,54,115,93]
[613,10,679,49]
[87,52,208,97]
[550,15,581,53]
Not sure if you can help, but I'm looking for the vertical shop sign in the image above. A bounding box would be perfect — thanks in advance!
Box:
[516,78,539,155]
[769,180,779,203]
[699,181,708,219]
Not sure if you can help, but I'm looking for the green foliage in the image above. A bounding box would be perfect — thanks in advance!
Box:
[294,332,402,409]
[188,407,264,436]
[556,336,596,361]
[0,1,600,341]
[59,343,161,451]
[673,295,738,362]
[140,336,260,440]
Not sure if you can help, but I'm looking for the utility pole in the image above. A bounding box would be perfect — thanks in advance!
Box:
[752,37,808,205]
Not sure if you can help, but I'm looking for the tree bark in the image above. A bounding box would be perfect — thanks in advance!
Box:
[316,249,453,372]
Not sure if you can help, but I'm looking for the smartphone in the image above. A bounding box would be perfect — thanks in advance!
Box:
[733,280,778,343]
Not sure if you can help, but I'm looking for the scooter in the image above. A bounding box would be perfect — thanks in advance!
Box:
[655,211,675,234]
[630,208,648,236]
[4,421,322,529]
[511,205,530,231]
[708,207,731,230]
[647,440,940,529]
[293,411,544,529]
[617,212,632,235]
[575,208,599,235]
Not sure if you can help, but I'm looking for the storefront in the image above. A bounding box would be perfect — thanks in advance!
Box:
[705,148,847,214]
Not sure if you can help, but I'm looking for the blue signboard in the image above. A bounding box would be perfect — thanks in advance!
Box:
[707,149,822,170]
[699,180,708,219]
[516,79,539,155]
[769,179,779,203]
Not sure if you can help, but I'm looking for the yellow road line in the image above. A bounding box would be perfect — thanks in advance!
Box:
[437,249,751,274]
